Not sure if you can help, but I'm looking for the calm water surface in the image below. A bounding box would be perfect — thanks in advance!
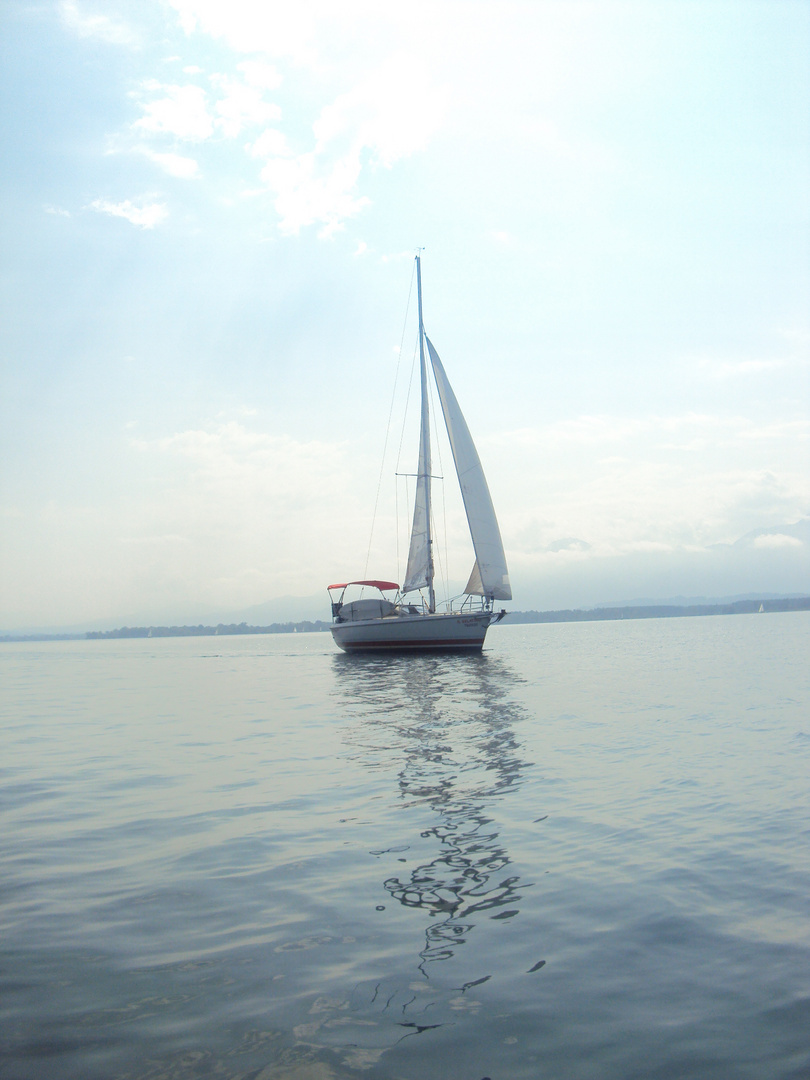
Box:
[1,615,809,1079]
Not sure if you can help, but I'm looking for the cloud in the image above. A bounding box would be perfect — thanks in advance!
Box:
[248,52,443,235]
[695,349,810,380]
[248,128,292,159]
[140,149,200,178]
[159,2,448,235]
[118,421,373,605]
[119,533,190,546]
[237,59,282,91]
[131,66,282,151]
[60,0,138,45]
[89,198,168,228]
[259,152,369,237]
[133,83,214,140]
[210,73,282,137]
[494,413,810,452]
[738,419,810,442]
[312,54,443,168]
[166,0,367,66]
[708,358,792,378]
[546,537,591,553]
[488,410,810,560]
[752,533,803,549]
[65,2,451,239]
[136,421,351,503]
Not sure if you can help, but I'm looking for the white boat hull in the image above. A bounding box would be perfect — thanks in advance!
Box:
[331,611,494,652]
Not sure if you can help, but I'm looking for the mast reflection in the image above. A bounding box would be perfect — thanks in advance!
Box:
[333,652,532,976]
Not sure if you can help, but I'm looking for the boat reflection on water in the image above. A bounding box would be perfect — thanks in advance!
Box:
[282,653,536,1071]
[333,651,532,976]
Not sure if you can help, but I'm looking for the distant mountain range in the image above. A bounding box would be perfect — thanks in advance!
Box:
[597,591,809,609]
[3,519,807,638]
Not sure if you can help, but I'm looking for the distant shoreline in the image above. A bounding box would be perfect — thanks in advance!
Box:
[84,621,332,639]
[506,596,810,624]
[1,596,808,642]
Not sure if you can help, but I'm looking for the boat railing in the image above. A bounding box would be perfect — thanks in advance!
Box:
[389,591,498,617]
[456,593,494,614]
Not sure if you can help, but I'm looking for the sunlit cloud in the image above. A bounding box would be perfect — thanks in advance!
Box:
[248,128,292,159]
[237,59,282,90]
[133,83,214,140]
[119,533,190,545]
[210,73,282,137]
[60,0,138,46]
[157,2,448,235]
[313,54,444,167]
[259,152,369,236]
[140,148,200,178]
[166,0,371,66]
[89,198,168,228]
[122,421,370,602]
[493,414,810,452]
[487,410,810,559]
[715,358,791,377]
[694,351,810,380]
[753,533,803,549]
[250,54,443,235]
[777,326,810,349]
[136,422,351,500]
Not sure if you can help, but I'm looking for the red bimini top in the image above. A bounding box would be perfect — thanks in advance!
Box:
[327,580,400,592]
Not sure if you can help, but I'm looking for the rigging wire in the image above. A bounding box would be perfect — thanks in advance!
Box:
[442,458,451,607]
[396,333,419,474]
[395,470,400,585]
[394,320,420,584]
[362,262,417,581]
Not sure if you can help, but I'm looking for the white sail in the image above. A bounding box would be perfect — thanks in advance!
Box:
[463,560,484,596]
[426,336,512,601]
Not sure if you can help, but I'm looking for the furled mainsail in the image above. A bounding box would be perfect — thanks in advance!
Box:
[402,311,433,596]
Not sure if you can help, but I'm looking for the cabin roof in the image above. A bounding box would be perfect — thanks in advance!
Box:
[327,580,400,592]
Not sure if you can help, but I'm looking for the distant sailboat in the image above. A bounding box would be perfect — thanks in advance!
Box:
[328,254,511,652]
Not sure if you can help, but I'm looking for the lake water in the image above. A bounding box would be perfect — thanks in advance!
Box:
[1,615,809,1080]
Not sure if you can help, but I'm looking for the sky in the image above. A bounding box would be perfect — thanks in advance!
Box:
[1,0,809,630]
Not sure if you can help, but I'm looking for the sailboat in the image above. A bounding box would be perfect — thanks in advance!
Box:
[328,254,511,652]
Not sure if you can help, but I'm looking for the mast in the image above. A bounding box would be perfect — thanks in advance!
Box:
[416,253,436,613]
